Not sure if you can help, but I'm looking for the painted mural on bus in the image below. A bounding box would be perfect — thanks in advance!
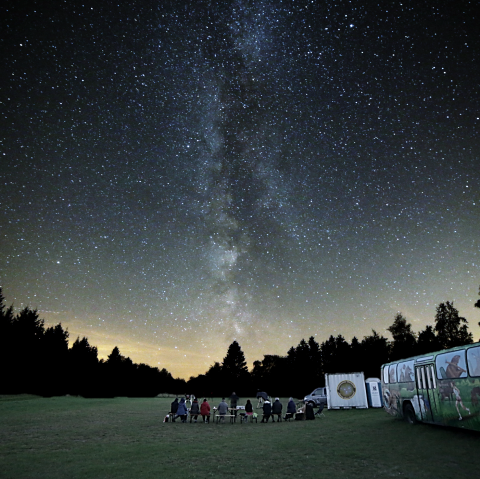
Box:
[381,342,480,431]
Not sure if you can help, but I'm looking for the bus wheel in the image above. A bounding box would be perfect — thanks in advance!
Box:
[404,403,417,425]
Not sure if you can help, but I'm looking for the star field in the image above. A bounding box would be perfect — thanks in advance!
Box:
[1,0,479,378]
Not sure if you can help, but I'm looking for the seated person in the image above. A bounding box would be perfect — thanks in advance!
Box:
[285,397,296,420]
[305,402,315,420]
[245,399,254,422]
[200,398,211,423]
[190,398,200,422]
[217,398,229,422]
[295,405,305,420]
[261,400,273,422]
[170,397,179,422]
[176,398,188,423]
[272,397,283,422]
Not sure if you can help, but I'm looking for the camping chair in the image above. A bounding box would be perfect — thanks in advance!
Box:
[315,404,325,418]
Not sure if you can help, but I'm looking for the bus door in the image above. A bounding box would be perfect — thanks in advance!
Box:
[414,364,440,423]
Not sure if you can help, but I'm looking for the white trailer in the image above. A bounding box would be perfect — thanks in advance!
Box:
[325,372,368,409]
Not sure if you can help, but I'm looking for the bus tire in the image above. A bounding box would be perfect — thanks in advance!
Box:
[404,403,417,425]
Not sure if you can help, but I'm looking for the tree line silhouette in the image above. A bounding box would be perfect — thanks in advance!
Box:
[0,289,184,397]
[1,286,479,398]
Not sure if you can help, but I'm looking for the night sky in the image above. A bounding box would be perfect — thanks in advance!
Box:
[2,0,479,379]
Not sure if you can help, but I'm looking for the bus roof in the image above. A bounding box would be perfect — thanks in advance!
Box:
[381,340,480,367]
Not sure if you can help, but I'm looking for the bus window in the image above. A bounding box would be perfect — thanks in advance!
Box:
[397,360,415,382]
[467,345,480,377]
[421,368,427,389]
[425,367,432,389]
[389,364,397,383]
[429,365,436,389]
[436,351,468,379]
[416,368,423,389]
[383,366,389,384]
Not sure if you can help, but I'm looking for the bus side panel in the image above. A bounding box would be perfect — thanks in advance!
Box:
[382,364,416,420]
[433,348,480,429]
[382,344,480,432]
[434,377,480,429]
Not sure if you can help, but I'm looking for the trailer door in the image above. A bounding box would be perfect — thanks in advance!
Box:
[414,364,439,423]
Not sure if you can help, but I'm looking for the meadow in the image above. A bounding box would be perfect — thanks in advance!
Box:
[1,395,479,479]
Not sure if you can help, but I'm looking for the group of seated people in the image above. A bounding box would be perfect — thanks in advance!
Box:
[168,394,318,423]
[261,397,316,422]
[169,393,243,423]
[169,396,211,423]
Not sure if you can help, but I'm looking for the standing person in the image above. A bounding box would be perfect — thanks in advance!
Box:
[190,398,200,423]
[230,391,239,418]
[217,397,229,423]
[170,397,179,422]
[200,398,211,423]
[285,397,296,420]
[261,400,272,423]
[176,397,188,423]
[272,397,283,422]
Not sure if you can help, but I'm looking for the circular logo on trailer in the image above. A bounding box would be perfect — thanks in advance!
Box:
[337,380,356,400]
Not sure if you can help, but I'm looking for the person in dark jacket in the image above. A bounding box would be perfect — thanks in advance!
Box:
[261,400,272,422]
[190,398,200,422]
[285,397,296,420]
[305,401,315,420]
[272,397,283,421]
[170,398,179,422]
[177,398,188,423]
[230,392,240,418]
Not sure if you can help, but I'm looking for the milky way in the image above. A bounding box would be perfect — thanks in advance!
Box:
[1,0,479,377]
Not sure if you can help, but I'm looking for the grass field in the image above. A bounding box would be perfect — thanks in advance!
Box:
[1,395,479,479]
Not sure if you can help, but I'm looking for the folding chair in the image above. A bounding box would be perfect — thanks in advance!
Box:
[315,404,326,417]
